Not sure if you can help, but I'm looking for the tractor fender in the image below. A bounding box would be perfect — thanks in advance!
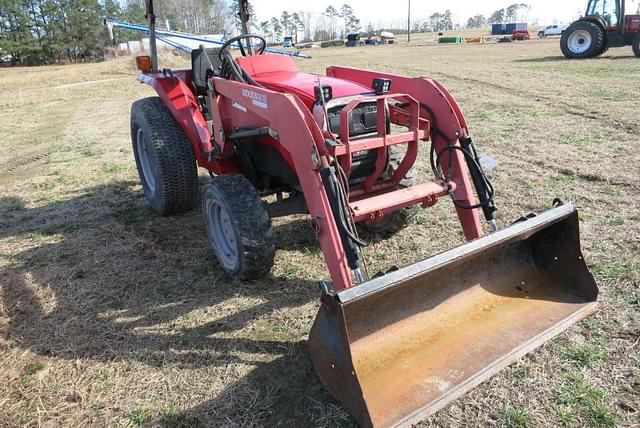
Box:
[138,73,212,163]
[577,15,608,32]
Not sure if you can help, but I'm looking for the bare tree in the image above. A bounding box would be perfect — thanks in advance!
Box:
[291,12,304,44]
[299,11,313,42]
[270,17,282,43]
[340,4,360,36]
[323,5,338,39]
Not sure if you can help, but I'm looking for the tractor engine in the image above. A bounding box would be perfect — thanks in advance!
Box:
[241,97,389,196]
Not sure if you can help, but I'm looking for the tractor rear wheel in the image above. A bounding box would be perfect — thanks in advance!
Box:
[560,21,605,59]
[202,175,275,280]
[360,147,418,235]
[633,34,640,58]
[131,97,198,215]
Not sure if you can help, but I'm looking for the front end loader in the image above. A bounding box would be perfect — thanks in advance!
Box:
[126,1,598,425]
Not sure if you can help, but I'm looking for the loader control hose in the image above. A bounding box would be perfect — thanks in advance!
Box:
[434,142,497,222]
[320,165,367,273]
[418,102,497,223]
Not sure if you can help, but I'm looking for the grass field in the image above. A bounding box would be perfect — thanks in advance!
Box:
[1,36,639,427]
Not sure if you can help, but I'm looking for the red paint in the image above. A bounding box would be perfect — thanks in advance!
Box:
[237,54,373,108]
[210,78,353,288]
[327,66,484,241]
[139,59,489,290]
[350,181,450,222]
[512,30,531,40]
[626,15,640,32]
[138,72,237,175]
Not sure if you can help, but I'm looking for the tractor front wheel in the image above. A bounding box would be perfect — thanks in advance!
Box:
[633,34,640,58]
[202,175,275,280]
[130,97,198,215]
[560,21,605,59]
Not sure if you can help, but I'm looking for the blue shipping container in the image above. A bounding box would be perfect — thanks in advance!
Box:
[492,23,528,35]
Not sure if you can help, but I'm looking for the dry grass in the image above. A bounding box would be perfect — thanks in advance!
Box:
[1,38,639,427]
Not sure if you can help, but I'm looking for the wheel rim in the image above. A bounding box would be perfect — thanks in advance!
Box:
[205,197,238,271]
[567,30,592,54]
[136,128,156,192]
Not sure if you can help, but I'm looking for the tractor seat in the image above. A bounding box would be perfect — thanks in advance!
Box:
[192,47,223,95]
[236,54,298,77]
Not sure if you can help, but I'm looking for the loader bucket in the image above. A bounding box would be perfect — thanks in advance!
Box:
[309,203,597,427]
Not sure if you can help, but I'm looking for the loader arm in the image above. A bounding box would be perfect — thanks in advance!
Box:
[327,66,484,240]
[209,77,354,289]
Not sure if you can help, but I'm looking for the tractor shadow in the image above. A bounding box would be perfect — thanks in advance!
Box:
[0,182,351,425]
[514,55,637,63]
[513,55,567,63]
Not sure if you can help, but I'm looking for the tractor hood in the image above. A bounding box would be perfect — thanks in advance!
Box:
[236,55,373,108]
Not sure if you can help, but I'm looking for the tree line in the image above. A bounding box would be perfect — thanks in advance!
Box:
[258,12,305,44]
[1,0,124,65]
[0,0,360,65]
[470,3,530,28]
[1,0,531,66]
[0,0,232,65]
[409,3,529,33]
[255,4,361,44]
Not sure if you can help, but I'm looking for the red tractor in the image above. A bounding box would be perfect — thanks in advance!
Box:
[127,1,598,425]
[561,0,640,58]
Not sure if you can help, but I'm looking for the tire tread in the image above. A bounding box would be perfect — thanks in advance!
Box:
[131,97,198,215]
[203,175,275,280]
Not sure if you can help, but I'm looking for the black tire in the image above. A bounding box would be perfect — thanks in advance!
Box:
[202,175,275,280]
[130,97,198,215]
[359,147,418,235]
[633,34,640,58]
[560,21,605,59]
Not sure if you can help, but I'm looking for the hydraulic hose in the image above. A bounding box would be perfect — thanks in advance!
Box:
[320,166,364,271]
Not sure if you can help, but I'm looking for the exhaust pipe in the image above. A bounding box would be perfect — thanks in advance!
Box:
[309,203,597,427]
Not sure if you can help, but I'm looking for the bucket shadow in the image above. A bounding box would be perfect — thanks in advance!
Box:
[161,342,353,427]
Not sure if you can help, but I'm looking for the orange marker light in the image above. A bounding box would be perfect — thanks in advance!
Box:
[136,55,152,72]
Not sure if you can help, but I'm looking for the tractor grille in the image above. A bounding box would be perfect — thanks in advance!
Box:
[327,101,379,138]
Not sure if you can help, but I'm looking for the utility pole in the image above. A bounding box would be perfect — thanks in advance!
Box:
[238,0,252,54]
[145,0,158,72]
[407,0,411,42]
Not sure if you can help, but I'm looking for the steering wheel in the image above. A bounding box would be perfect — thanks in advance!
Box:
[219,34,267,60]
